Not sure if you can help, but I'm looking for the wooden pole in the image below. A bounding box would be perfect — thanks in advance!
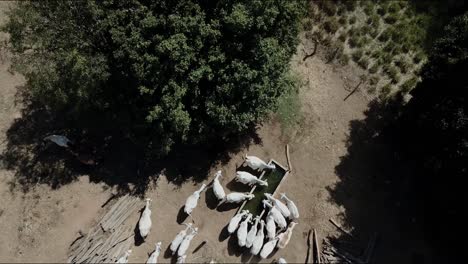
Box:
[313,229,321,264]
[329,218,354,238]
[306,229,312,264]
[286,144,292,172]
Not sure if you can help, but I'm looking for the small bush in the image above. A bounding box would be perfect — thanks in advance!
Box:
[388,2,401,14]
[363,2,374,15]
[357,56,370,69]
[339,53,350,66]
[324,18,339,33]
[369,63,379,74]
[343,1,357,11]
[413,51,424,64]
[395,57,410,74]
[385,66,400,84]
[349,16,357,25]
[352,49,364,62]
[367,14,380,27]
[303,19,313,31]
[338,16,347,25]
[384,13,399,24]
[348,35,363,48]
[320,1,337,16]
[377,6,386,16]
[380,83,392,98]
[378,29,391,42]
[369,75,380,85]
[367,84,377,94]
[381,53,393,65]
[338,32,347,42]
[400,77,418,93]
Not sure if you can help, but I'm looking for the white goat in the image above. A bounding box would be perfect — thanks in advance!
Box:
[139,198,152,238]
[276,221,298,249]
[265,193,290,218]
[235,171,268,186]
[170,223,193,254]
[237,213,252,247]
[228,210,249,234]
[177,227,198,257]
[212,170,225,201]
[280,193,299,219]
[244,154,276,170]
[250,220,265,256]
[146,242,162,264]
[184,184,206,215]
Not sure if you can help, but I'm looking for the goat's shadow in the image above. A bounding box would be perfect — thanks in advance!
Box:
[176,207,190,224]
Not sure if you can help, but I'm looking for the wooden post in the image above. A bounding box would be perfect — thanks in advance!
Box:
[306,229,312,264]
[313,229,321,264]
[286,144,292,172]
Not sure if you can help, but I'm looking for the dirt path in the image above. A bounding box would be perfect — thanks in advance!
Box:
[0,2,433,262]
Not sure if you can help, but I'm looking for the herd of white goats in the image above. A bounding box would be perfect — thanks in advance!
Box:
[118,155,300,264]
[43,136,299,263]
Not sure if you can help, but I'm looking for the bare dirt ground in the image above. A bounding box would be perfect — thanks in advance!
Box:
[0,3,435,263]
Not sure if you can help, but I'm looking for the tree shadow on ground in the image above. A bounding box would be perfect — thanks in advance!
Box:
[328,96,441,264]
[0,91,262,195]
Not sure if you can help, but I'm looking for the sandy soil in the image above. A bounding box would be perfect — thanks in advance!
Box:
[0,2,434,263]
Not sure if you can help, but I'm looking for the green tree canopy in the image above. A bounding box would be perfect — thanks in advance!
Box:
[2,0,303,154]
[396,12,468,251]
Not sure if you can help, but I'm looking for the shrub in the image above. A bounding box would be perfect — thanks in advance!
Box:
[369,75,380,85]
[343,0,357,11]
[377,6,386,16]
[348,35,363,48]
[324,17,340,33]
[338,16,347,25]
[338,32,347,42]
[384,13,399,24]
[349,16,357,25]
[385,66,400,84]
[395,57,410,74]
[380,83,392,98]
[388,2,401,14]
[400,76,418,93]
[367,14,381,27]
[339,53,350,66]
[357,56,370,69]
[320,1,337,16]
[363,2,374,15]
[378,29,391,42]
[369,63,379,74]
[367,84,377,94]
[352,49,364,62]
[303,19,313,31]
[413,51,424,64]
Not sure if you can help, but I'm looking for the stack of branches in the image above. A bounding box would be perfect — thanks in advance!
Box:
[320,233,377,264]
[68,195,142,263]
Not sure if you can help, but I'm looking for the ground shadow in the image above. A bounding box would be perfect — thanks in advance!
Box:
[204,186,220,210]
[216,202,240,212]
[226,234,242,257]
[328,96,441,264]
[133,207,145,246]
[0,90,262,194]
[176,207,190,224]
[218,225,230,242]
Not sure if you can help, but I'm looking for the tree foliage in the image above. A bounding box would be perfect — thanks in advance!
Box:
[396,12,468,245]
[2,0,303,154]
